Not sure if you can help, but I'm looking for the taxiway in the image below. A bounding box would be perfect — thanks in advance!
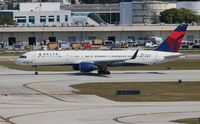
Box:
[0,66,200,124]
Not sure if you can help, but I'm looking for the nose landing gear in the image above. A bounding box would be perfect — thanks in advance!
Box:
[35,71,38,75]
[33,66,38,75]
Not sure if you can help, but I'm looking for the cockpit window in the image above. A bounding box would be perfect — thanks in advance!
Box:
[19,56,27,58]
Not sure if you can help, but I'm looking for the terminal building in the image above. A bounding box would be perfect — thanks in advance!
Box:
[0,2,104,27]
[120,0,176,24]
[0,25,200,46]
[0,1,199,47]
[62,0,176,24]
[14,3,71,27]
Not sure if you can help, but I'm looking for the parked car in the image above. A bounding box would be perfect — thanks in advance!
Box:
[71,43,81,49]
[126,39,138,47]
[82,42,92,49]
[47,42,58,50]
[181,41,190,49]
[192,44,200,49]
[136,40,146,46]
[13,44,21,50]
[92,39,103,45]
[181,44,189,49]
[148,36,163,45]
[121,42,129,48]
[104,40,114,46]
[145,42,158,48]
[60,43,70,50]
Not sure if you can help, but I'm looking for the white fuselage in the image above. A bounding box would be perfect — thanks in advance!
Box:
[15,50,183,66]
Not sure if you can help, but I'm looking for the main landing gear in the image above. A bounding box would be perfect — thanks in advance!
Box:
[98,70,110,75]
[97,67,110,75]
[33,66,38,75]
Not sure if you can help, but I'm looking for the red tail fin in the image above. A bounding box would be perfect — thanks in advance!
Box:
[155,24,188,52]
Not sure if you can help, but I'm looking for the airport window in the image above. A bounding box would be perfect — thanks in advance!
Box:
[128,36,135,41]
[15,16,26,23]
[65,15,68,22]
[68,36,76,42]
[108,36,115,42]
[48,15,55,22]
[49,37,56,42]
[56,15,60,22]
[88,36,96,40]
[29,16,35,24]
[28,37,36,45]
[8,37,16,46]
[71,13,77,16]
[40,16,46,23]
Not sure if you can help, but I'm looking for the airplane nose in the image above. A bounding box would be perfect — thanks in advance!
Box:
[15,58,21,65]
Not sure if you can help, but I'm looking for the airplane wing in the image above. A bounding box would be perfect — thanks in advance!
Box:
[93,49,139,66]
[74,50,139,68]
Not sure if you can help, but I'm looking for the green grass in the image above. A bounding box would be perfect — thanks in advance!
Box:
[0,49,200,56]
[173,118,200,124]
[109,59,200,70]
[71,82,200,102]
[0,59,200,71]
[0,61,73,71]
[142,49,200,54]
[180,50,200,54]
[0,51,25,56]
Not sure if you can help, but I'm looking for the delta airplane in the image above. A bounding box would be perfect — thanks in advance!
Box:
[15,24,188,75]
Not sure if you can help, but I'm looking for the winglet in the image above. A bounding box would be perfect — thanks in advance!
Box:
[131,49,139,59]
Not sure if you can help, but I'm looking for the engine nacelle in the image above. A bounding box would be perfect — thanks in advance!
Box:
[79,62,97,72]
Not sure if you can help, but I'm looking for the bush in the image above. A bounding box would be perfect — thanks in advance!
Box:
[0,16,16,25]
[160,8,200,24]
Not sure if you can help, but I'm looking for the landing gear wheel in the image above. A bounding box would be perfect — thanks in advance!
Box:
[33,66,39,75]
[105,71,110,75]
[35,71,38,75]
[98,70,102,75]
[98,70,110,75]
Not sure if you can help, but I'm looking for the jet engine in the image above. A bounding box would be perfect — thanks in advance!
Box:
[79,62,97,72]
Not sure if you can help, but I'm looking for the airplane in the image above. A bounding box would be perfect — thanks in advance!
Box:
[15,24,188,75]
